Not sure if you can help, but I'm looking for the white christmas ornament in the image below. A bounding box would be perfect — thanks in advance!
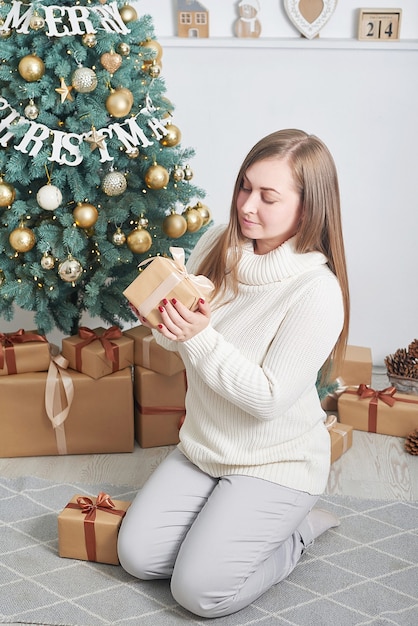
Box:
[36,184,62,211]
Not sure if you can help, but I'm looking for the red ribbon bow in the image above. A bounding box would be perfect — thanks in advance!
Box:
[0,329,47,373]
[66,492,127,562]
[75,326,122,372]
[357,384,397,432]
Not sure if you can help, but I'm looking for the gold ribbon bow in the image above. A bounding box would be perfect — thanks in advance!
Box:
[66,492,127,562]
[75,326,122,371]
[0,329,47,373]
[357,384,397,432]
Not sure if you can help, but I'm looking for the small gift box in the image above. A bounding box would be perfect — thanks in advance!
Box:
[325,415,353,463]
[133,365,186,447]
[0,362,134,458]
[123,247,215,328]
[61,326,134,380]
[58,492,131,564]
[338,384,418,437]
[124,325,184,376]
[0,328,50,376]
[331,345,372,387]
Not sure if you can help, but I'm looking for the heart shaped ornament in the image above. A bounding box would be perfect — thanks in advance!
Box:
[100,51,123,74]
[284,0,338,40]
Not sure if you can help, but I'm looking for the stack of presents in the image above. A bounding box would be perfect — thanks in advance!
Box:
[1,248,417,564]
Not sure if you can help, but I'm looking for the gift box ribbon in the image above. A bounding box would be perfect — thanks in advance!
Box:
[0,329,48,374]
[75,326,122,372]
[325,415,350,453]
[137,247,214,318]
[345,384,418,432]
[45,352,75,454]
[65,492,127,562]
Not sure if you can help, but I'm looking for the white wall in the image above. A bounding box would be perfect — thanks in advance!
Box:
[6,1,418,365]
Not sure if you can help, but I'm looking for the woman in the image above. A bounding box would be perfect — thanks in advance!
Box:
[118,129,350,618]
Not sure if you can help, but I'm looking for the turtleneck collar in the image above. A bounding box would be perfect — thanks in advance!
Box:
[238,236,328,285]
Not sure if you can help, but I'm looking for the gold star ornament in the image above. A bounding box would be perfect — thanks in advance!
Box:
[55,77,74,103]
[85,126,107,151]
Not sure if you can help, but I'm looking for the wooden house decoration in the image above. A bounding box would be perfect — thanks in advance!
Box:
[177,0,209,38]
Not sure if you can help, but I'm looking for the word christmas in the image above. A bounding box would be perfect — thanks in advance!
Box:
[0,97,171,166]
[0,1,130,37]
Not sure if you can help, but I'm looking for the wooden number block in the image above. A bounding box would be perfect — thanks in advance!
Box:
[358,9,401,42]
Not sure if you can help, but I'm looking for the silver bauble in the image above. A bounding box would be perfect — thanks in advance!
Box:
[58,256,83,283]
[24,99,39,120]
[72,67,98,93]
[41,252,55,270]
[102,171,127,196]
[112,227,126,246]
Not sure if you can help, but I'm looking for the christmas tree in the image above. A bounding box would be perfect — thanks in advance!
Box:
[0,0,210,336]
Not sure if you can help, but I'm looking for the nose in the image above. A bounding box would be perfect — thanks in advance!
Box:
[241,192,258,214]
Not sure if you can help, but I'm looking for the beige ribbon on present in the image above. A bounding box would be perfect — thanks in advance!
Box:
[45,351,75,455]
[142,334,154,369]
[138,247,214,318]
[325,414,349,453]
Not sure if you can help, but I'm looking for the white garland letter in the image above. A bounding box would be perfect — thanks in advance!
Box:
[0,108,20,147]
[14,122,50,157]
[93,1,130,34]
[1,1,32,34]
[48,130,83,166]
[109,118,154,152]
[64,6,96,36]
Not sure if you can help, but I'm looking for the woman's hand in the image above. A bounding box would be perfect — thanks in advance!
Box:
[156,297,210,342]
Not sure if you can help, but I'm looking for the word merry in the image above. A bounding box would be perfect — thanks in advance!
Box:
[0,97,171,167]
[0,1,130,37]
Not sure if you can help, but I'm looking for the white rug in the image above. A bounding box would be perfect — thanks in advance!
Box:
[1,476,417,625]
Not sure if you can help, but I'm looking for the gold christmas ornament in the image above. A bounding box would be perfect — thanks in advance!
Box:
[40,252,55,270]
[138,215,149,228]
[0,178,16,207]
[160,123,181,147]
[117,42,130,56]
[127,226,152,253]
[24,99,39,120]
[112,227,126,246]
[141,39,163,63]
[73,202,99,229]
[145,164,169,190]
[120,3,138,23]
[36,184,62,211]
[162,212,187,238]
[0,19,12,39]
[29,12,45,30]
[172,165,185,182]
[148,60,161,79]
[18,54,45,82]
[195,202,211,226]
[0,269,5,286]
[102,170,127,196]
[183,206,203,233]
[127,147,140,159]
[72,66,97,93]
[105,87,133,118]
[55,77,74,103]
[82,33,97,47]
[58,255,83,284]
[9,223,36,253]
[100,50,123,74]
[183,164,193,181]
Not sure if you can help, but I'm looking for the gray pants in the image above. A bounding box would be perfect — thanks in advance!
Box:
[117,448,318,618]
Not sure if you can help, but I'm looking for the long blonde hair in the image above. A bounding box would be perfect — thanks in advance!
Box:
[196,129,350,375]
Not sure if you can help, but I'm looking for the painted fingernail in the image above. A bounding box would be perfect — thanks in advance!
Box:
[162,298,168,305]
[158,306,164,313]
[158,324,163,329]
[199,298,205,304]
[171,298,177,305]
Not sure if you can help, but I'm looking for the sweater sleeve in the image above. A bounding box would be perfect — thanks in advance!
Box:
[177,274,344,421]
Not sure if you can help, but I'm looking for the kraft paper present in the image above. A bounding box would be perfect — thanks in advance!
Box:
[58,493,131,565]
[325,415,353,463]
[0,367,134,457]
[124,325,184,376]
[332,345,372,386]
[123,247,214,328]
[133,365,186,447]
[0,328,50,376]
[61,326,134,380]
[338,384,418,437]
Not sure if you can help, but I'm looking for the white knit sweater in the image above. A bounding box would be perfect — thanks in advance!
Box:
[155,224,344,495]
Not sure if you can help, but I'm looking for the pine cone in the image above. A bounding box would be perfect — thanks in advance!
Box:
[404,428,418,455]
[408,338,418,359]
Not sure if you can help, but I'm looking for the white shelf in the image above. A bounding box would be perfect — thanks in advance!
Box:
[159,36,418,52]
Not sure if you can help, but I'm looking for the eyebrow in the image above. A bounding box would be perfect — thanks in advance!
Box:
[243,175,281,195]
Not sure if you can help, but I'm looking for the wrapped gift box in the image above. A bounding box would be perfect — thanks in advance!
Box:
[58,493,131,564]
[0,367,134,457]
[330,423,353,463]
[332,345,372,387]
[61,326,134,380]
[124,325,184,376]
[338,384,418,437]
[0,328,50,376]
[123,247,214,328]
[133,365,186,447]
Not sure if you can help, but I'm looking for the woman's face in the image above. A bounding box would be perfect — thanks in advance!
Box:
[236,157,302,255]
